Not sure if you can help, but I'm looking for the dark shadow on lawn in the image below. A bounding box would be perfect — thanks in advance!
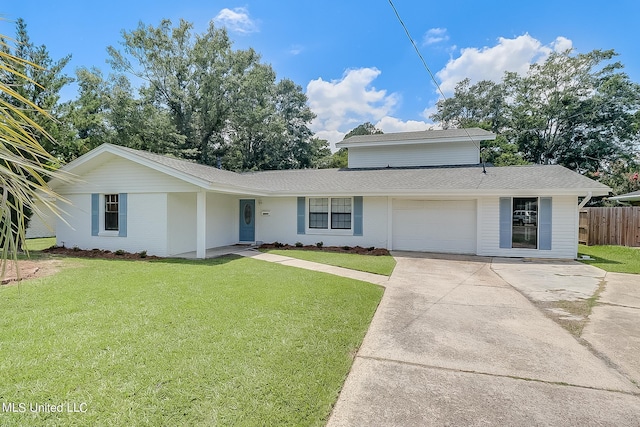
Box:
[577,255,623,266]
[149,255,241,266]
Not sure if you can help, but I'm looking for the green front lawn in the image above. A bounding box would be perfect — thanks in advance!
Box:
[24,237,56,252]
[578,244,640,274]
[0,256,383,426]
[263,249,396,276]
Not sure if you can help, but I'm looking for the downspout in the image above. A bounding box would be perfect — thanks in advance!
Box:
[578,192,593,209]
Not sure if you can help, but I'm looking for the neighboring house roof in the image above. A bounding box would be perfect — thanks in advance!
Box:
[336,128,496,148]
[609,190,640,202]
[52,143,611,197]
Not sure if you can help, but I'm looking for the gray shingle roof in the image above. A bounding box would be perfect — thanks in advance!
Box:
[88,144,610,196]
[336,128,496,147]
[114,145,257,190]
[242,164,610,195]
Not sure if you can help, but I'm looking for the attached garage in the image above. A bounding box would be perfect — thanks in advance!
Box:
[392,199,477,253]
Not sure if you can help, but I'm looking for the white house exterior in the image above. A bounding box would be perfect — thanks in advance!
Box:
[48,128,610,259]
[26,198,57,239]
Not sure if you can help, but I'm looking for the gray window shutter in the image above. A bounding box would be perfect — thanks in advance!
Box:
[499,197,512,249]
[539,197,552,250]
[297,197,305,235]
[353,196,363,236]
[118,193,127,237]
[91,193,99,236]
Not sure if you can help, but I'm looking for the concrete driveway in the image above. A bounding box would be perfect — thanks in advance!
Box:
[328,252,640,426]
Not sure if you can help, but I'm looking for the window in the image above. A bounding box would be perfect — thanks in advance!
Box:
[512,197,537,249]
[309,197,352,230]
[105,194,119,231]
[331,198,352,229]
[309,198,329,229]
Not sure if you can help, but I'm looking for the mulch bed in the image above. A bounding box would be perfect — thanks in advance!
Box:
[41,244,390,259]
[42,246,160,260]
[259,243,390,256]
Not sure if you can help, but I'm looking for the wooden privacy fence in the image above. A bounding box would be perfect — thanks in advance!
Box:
[579,207,640,247]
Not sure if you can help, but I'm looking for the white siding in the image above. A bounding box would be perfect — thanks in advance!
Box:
[26,200,56,238]
[348,142,479,168]
[57,156,199,194]
[477,195,579,259]
[206,193,237,248]
[255,196,389,248]
[167,193,196,256]
[56,193,168,256]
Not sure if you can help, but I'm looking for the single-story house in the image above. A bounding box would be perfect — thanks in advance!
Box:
[47,128,610,259]
[609,190,640,206]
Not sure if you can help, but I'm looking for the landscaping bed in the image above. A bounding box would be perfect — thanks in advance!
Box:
[259,242,390,256]
[43,246,159,260]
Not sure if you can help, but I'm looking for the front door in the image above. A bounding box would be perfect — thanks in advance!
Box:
[239,199,255,242]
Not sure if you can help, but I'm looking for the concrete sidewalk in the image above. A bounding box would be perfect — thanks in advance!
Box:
[236,249,390,285]
[327,252,640,426]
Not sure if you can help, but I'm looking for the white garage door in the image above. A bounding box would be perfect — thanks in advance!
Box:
[392,200,477,253]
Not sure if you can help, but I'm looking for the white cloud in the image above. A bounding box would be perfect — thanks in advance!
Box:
[375,116,431,133]
[423,27,449,45]
[314,130,346,145]
[288,44,304,55]
[552,36,573,52]
[214,7,258,34]
[306,68,400,147]
[435,34,573,94]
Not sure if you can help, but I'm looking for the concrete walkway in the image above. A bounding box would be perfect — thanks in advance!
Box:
[236,249,390,285]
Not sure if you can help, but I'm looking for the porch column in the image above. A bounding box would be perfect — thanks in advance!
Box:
[196,191,206,259]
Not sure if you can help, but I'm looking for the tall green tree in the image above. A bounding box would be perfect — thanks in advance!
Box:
[105,19,323,170]
[432,49,640,173]
[431,79,507,133]
[0,18,74,160]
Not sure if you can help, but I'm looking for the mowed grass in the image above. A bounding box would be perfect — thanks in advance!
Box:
[24,237,56,252]
[578,244,640,274]
[263,249,396,276]
[0,256,383,426]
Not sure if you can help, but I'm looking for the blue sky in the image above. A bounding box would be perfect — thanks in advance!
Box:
[3,1,639,147]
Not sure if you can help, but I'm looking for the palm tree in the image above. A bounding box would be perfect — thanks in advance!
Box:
[1,30,68,277]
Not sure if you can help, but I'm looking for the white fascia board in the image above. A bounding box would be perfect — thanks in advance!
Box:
[336,134,496,149]
[272,188,610,198]
[206,183,269,197]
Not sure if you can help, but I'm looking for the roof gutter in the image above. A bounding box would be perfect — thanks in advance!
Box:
[578,191,593,209]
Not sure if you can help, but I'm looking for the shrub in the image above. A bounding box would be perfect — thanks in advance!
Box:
[342,246,351,251]
[295,242,303,248]
[114,249,125,256]
[274,241,285,248]
[316,241,324,248]
[138,250,147,258]
[72,246,80,252]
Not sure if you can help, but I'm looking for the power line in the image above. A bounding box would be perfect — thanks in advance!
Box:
[387,0,448,104]
[387,0,488,173]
